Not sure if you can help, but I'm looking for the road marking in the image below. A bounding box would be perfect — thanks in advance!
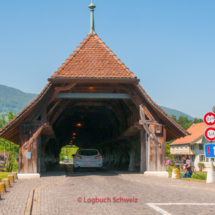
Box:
[146,203,215,215]
[146,203,172,215]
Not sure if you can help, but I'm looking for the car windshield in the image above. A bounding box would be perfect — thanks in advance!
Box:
[78,150,98,156]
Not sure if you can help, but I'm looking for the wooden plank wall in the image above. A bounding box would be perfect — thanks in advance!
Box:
[19,123,41,173]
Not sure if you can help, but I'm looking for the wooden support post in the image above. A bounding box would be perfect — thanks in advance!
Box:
[148,124,157,171]
[157,126,166,171]
[140,129,146,173]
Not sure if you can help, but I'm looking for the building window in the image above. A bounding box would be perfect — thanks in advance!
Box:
[191,145,195,150]
[180,146,182,151]
[199,144,203,150]
[185,146,187,151]
[191,155,195,161]
[172,147,174,151]
[176,147,179,151]
[200,155,205,162]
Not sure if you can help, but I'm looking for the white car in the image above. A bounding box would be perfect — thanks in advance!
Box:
[73,149,103,171]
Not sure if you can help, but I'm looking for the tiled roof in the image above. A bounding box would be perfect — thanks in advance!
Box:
[51,34,136,79]
[170,122,212,145]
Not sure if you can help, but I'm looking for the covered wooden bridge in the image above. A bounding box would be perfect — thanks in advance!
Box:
[0,2,189,178]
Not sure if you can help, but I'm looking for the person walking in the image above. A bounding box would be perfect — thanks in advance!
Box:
[182,155,192,178]
[166,157,170,169]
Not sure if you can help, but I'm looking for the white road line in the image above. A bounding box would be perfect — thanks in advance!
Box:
[146,203,172,215]
[146,203,215,215]
[154,203,215,206]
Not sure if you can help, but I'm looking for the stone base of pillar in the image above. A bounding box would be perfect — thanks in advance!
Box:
[206,170,215,183]
[17,173,40,179]
[144,171,169,178]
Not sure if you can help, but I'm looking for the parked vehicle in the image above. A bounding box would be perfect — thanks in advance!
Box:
[73,149,103,171]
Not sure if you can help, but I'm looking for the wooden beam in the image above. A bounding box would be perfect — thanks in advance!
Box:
[55,83,76,92]
[56,93,131,99]
[140,129,146,173]
[139,105,161,148]
[48,78,140,84]
[50,100,70,125]
[47,100,60,116]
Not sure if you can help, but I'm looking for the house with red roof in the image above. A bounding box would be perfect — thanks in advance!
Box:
[170,122,215,171]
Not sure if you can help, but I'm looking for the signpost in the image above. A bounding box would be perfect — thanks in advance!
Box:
[204,127,215,141]
[204,112,215,126]
[205,144,215,158]
[204,112,215,183]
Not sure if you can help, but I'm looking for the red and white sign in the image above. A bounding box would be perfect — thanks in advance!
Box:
[204,112,215,126]
[204,127,215,141]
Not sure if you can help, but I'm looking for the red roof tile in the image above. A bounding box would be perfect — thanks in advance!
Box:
[170,122,212,145]
[51,34,136,79]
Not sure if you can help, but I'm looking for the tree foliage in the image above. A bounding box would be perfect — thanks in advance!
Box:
[171,114,203,130]
[59,145,79,161]
[0,112,19,160]
[166,143,174,159]
[0,84,37,117]
[213,106,215,113]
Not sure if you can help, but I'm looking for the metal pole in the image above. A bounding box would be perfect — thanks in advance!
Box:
[4,141,5,165]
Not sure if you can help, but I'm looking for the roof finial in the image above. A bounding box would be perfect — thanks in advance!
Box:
[88,0,96,35]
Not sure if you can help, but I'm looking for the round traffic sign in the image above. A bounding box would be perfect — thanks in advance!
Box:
[204,112,215,126]
[204,127,215,141]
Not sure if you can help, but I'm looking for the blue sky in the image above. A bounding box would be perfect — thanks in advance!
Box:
[0,0,214,118]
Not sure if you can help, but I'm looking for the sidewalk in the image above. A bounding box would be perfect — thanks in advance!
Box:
[0,165,66,215]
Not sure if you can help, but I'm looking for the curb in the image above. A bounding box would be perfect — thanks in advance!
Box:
[24,175,67,215]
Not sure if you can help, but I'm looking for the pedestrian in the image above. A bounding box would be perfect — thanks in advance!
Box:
[166,157,170,169]
[182,155,192,178]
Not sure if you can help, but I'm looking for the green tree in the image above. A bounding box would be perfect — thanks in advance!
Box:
[171,114,203,130]
[59,145,79,161]
[166,143,174,159]
[0,114,6,128]
[213,106,215,113]
[0,112,19,160]
[8,111,16,122]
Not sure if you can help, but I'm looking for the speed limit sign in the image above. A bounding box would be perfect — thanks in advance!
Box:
[204,112,215,126]
[204,127,215,141]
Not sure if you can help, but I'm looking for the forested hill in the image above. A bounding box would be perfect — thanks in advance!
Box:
[160,106,194,120]
[0,84,37,116]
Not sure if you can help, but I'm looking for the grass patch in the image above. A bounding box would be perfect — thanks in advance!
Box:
[0,172,11,182]
[181,178,206,182]
[167,169,207,181]
[191,172,207,180]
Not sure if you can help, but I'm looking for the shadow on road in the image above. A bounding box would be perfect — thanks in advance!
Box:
[40,164,141,178]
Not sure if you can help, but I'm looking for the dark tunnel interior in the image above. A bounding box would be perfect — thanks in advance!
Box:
[48,98,141,170]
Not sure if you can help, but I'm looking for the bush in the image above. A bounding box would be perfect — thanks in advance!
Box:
[198,163,205,170]
[5,156,17,172]
[12,162,18,172]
